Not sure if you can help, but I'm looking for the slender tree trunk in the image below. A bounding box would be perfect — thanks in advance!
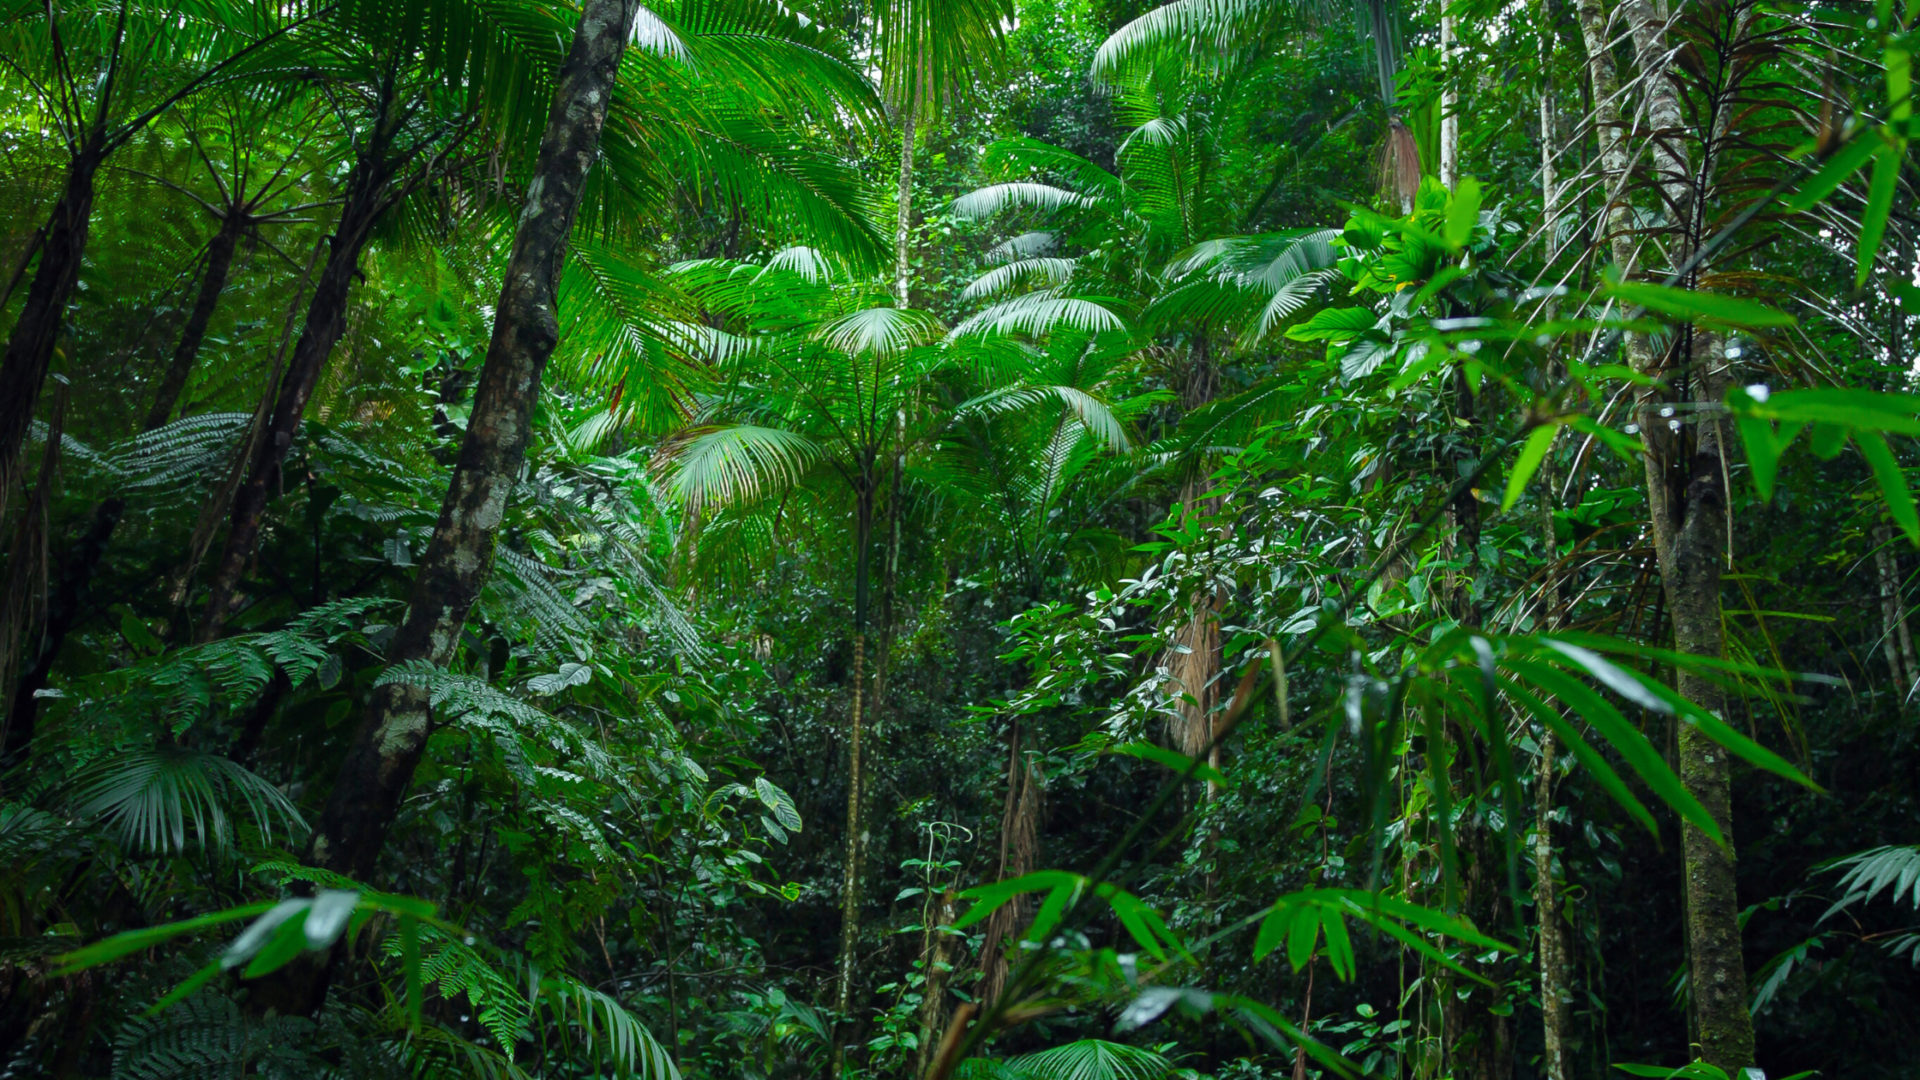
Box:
[1,495,120,767]
[256,0,643,1016]
[0,149,101,523]
[1874,522,1916,700]
[833,479,875,1077]
[978,719,1041,1006]
[912,890,958,1080]
[2,212,253,738]
[0,388,68,778]
[1534,736,1575,1080]
[1533,57,1575,1080]
[1648,332,1755,1068]
[1440,9,1460,190]
[146,215,246,430]
[198,94,405,641]
[894,108,917,309]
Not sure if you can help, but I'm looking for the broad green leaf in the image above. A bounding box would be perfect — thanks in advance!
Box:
[1607,280,1795,329]
[1503,422,1561,511]
[1285,307,1378,342]
[1810,421,1851,459]
[1319,904,1355,980]
[57,901,276,974]
[1287,904,1319,970]
[954,870,1080,929]
[1758,389,1920,438]
[1445,177,1482,249]
[1633,680,1821,791]
[1025,882,1077,944]
[755,777,804,832]
[1099,884,1178,961]
[1541,640,1673,714]
[224,898,311,970]
[303,889,359,949]
[148,961,225,1015]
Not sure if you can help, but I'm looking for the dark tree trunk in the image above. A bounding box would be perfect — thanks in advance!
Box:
[6,213,250,741]
[198,108,403,641]
[0,151,101,519]
[252,0,642,1019]
[2,497,123,766]
[146,216,246,430]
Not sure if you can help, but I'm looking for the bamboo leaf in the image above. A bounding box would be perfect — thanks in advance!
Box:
[1606,280,1795,329]
[1855,431,1919,545]
[1857,141,1900,286]
[1110,741,1230,786]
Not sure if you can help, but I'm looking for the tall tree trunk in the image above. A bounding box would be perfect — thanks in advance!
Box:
[977,719,1041,1006]
[198,99,404,641]
[1614,1,1757,1067]
[1647,330,1754,1069]
[912,889,958,1080]
[1533,54,1575,1080]
[2,212,253,743]
[1439,9,1460,190]
[0,388,68,778]
[1874,523,1917,701]
[894,108,917,309]
[258,0,643,1015]
[833,478,876,1077]
[146,215,246,430]
[0,150,101,523]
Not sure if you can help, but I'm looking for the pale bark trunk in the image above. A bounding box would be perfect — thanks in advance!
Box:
[1534,63,1574,1080]
[1611,1,1756,1066]
[1534,732,1574,1080]
[912,890,958,1080]
[894,109,917,309]
[1440,9,1460,190]
[257,0,642,1016]
[832,479,876,1076]
[1874,522,1916,699]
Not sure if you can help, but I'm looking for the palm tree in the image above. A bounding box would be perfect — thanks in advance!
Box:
[3,91,332,751]
[194,0,885,640]
[865,0,1012,307]
[0,0,321,525]
[950,71,1340,783]
[661,249,946,1052]
[656,246,1131,1060]
[273,0,889,1019]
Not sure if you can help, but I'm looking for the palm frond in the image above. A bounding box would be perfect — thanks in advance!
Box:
[1008,1039,1173,1080]
[811,305,943,357]
[72,745,306,855]
[950,291,1127,339]
[664,424,826,512]
[961,257,1079,302]
[950,183,1095,220]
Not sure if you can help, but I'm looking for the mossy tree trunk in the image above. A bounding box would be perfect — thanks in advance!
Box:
[256,0,644,1015]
